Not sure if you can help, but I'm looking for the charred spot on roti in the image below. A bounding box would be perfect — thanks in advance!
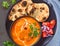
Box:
[22,1,27,7]
[40,9,42,12]
[40,7,45,12]
[25,8,27,11]
[18,9,22,12]
[40,7,45,10]
[15,15,18,18]
[25,8,30,15]
[12,8,15,12]
[30,7,36,14]
[30,3,33,5]
[43,17,46,20]
[26,12,29,15]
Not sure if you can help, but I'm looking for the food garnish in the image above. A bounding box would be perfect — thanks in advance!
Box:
[2,0,16,9]
[2,1,10,9]
[33,30,39,37]
[42,20,56,38]
[30,24,33,31]
[29,22,40,37]
[3,41,15,46]
[11,0,16,4]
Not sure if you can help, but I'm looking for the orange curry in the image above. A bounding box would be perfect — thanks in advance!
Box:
[10,16,41,46]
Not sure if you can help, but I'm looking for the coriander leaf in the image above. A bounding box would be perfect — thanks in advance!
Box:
[2,1,10,9]
[29,32,33,37]
[33,27,39,37]
[11,0,16,4]
[33,28,38,31]
[33,31,39,37]
[30,24,33,31]
[29,24,40,37]
[37,28,40,30]
[33,27,40,31]
[3,41,15,46]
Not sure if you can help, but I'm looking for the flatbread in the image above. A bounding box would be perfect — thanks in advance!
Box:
[27,3,49,22]
[8,1,49,22]
[8,0,33,21]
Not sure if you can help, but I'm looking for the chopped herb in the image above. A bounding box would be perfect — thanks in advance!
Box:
[30,24,33,31]
[3,41,15,46]
[2,1,10,9]
[33,31,39,37]
[29,23,40,37]
[11,0,16,4]
[37,28,40,30]
[33,27,40,31]
[33,28,39,37]
[33,28,38,31]
[29,32,33,37]
[2,0,17,9]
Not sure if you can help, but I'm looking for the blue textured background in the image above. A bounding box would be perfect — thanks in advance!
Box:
[46,0,60,46]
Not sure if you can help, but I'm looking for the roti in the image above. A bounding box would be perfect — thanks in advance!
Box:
[27,3,49,22]
[8,0,33,21]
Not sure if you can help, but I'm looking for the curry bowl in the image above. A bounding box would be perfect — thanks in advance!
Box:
[9,16,42,46]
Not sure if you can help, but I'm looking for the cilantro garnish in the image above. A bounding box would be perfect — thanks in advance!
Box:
[29,22,40,37]
[2,1,10,9]
[11,0,16,4]
[3,41,15,46]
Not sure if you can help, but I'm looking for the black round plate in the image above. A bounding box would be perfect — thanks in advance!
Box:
[5,0,57,46]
